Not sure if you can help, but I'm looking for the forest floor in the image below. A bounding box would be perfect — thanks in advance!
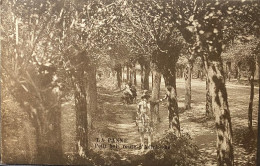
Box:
[89,78,259,166]
[2,78,259,165]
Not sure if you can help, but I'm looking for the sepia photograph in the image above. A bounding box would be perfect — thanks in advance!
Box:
[1,0,259,165]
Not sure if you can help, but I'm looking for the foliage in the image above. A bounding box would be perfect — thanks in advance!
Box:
[133,132,199,166]
[222,38,259,74]
[63,132,199,166]
[2,0,259,164]
[1,0,64,124]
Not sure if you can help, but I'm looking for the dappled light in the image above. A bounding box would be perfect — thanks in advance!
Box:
[1,0,259,165]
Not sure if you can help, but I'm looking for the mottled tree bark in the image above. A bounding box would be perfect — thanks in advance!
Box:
[257,53,260,166]
[130,68,133,84]
[133,65,137,86]
[163,66,180,136]
[184,62,193,110]
[255,59,259,80]
[150,70,161,123]
[177,7,234,165]
[206,77,213,117]
[126,65,129,82]
[115,64,122,89]
[86,64,97,143]
[140,64,144,89]
[203,55,233,166]
[163,66,177,91]
[74,70,88,158]
[144,62,150,90]
[122,66,125,82]
[248,59,255,131]
[122,66,124,82]
[256,50,260,165]
[151,72,154,88]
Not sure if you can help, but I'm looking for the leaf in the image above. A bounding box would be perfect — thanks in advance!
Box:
[186,26,195,33]
[188,15,194,22]
[213,28,218,34]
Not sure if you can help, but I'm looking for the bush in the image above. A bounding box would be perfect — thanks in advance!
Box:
[134,132,200,166]
[64,132,199,166]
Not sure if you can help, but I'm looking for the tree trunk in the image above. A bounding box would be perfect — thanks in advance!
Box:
[236,62,241,82]
[255,59,259,80]
[122,66,124,83]
[133,66,137,86]
[178,68,182,78]
[116,64,122,89]
[200,63,204,80]
[248,59,255,131]
[127,65,129,82]
[130,68,133,84]
[141,64,144,89]
[248,74,254,131]
[163,66,180,136]
[164,68,177,90]
[122,66,125,82]
[9,77,63,164]
[152,71,154,88]
[34,106,63,164]
[206,77,213,117]
[226,62,231,82]
[86,65,97,143]
[74,71,88,158]
[257,54,260,166]
[150,70,161,123]
[203,55,233,166]
[199,70,204,80]
[184,62,192,110]
[144,63,150,90]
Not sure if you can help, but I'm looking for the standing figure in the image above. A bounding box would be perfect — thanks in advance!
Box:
[130,85,137,103]
[121,82,134,104]
[136,90,153,152]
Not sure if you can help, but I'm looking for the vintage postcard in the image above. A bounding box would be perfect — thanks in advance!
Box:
[1,0,259,165]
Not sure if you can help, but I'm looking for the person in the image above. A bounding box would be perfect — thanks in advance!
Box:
[122,82,133,104]
[136,90,153,152]
[130,85,137,103]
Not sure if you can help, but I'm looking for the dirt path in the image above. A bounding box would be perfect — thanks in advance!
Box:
[91,79,258,165]
[3,77,257,165]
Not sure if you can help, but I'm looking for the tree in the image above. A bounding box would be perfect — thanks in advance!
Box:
[35,0,120,158]
[150,64,162,123]
[184,60,192,110]
[223,39,259,131]
[108,43,131,89]
[178,48,195,110]
[137,56,150,90]
[123,0,185,134]
[57,0,119,157]
[171,0,259,164]
[1,0,64,163]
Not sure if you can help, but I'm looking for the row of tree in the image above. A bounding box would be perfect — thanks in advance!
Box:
[1,0,259,165]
